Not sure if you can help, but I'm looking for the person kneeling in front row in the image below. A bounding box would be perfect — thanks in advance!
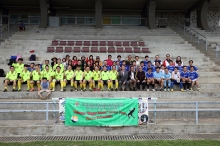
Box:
[38,77,51,100]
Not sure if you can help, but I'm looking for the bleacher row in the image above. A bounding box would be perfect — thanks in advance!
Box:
[47,40,150,53]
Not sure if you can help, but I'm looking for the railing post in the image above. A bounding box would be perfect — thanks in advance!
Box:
[184,25,185,35]
[178,22,180,30]
[0,27,2,38]
[205,39,207,51]
[216,45,219,58]
[190,30,192,40]
[46,103,49,124]
[196,102,198,124]
[14,20,15,29]
[8,16,10,33]
[154,99,157,124]
[197,34,200,45]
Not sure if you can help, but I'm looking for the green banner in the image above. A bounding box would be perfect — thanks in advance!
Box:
[65,98,138,126]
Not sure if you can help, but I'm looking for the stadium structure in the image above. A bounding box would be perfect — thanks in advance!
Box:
[0,0,220,141]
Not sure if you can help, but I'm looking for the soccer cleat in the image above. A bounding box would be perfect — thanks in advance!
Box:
[97,89,100,91]
[167,88,170,92]
[89,89,93,92]
[3,89,7,92]
[108,89,111,91]
[181,89,184,92]
[18,89,21,92]
[70,89,73,92]
[155,88,158,91]
[111,88,114,91]
[147,89,149,91]
[61,89,63,92]
[52,88,55,92]
[187,89,189,91]
[63,88,66,92]
[115,88,118,91]
[171,89,174,92]
[164,89,166,92]
[12,89,17,92]
[93,88,96,91]
[101,89,103,91]
[75,89,78,91]
[80,89,83,91]
[160,88,163,91]
[26,89,29,92]
[198,88,201,92]
[190,88,193,91]
[133,88,136,91]
[152,89,155,92]
[83,89,86,92]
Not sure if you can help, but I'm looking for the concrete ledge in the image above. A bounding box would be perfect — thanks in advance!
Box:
[0,124,219,136]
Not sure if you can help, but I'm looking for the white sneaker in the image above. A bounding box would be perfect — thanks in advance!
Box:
[152,89,155,91]
[52,88,55,92]
[61,88,63,92]
[147,89,149,91]
[167,89,170,92]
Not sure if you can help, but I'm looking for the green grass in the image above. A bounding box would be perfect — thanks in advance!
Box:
[0,140,220,146]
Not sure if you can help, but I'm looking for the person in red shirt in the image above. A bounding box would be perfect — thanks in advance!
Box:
[71,56,78,70]
[86,55,94,67]
[163,54,172,67]
[106,55,114,66]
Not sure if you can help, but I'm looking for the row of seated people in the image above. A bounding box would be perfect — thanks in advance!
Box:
[51,40,145,47]
[3,54,200,92]
[47,46,150,53]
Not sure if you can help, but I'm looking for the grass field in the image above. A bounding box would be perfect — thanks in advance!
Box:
[0,140,220,146]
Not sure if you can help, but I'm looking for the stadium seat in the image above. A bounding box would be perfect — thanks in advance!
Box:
[67,41,74,46]
[52,41,58,46]
[92,41,98,46]
[73,47,81,52]
[125,47,133,53]
[115,41,122,46]
[108,47,115,53]
[133,47,141,53]
[123,41,130,46]
[116,47,124,53]
[82,47,90,52]
[60,41,66,46]
[64,47,72,53]
[47,47,54,53]
[138,41,145,47]
[99,41,106,46]
[55,47,63,53]
[84,41,90,46]
[142,48,150,53]
[75,41,83,46]
[131,41,138,47]
[107,41,114,46]
[100,47,107,53]
[91,47,99,52]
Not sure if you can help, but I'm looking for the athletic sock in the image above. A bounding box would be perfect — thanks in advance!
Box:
[27,80,30,90]
[97,82,101,89]
[83,83,86,90]
[182,82,186,90]
[89,82,92,89]
[52,81,55,90]
[71,81,74,88]
[18,80,21,90]
[146,84,149,89]
[80,83,83,89]
[100,82,104,89]
[107,82,111,89]
[37,83,41,90]
[115,81,118,89]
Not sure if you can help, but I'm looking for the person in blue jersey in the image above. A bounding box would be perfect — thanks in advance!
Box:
[187,60,198,72]
[140,61,147,73]
[154,61,161,68]
[102,60,111,71]
[171,67,183,92]
[143,55,150,66]
[116,55,122,66]
[153,67,164,91]
[122,60,130,71]
[146,61,155,72]
[188,66,201,91]
[176,61,183,72]
[115,61,121,72]
[153,55,162,66]
[146,68,155,91]
[167,60,175,73]
[163,68,171,91]
[180,66,191,91]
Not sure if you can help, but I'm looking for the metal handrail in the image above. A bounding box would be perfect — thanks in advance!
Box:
[216,44,220,58]
[189,28,208,51]
[0,101,219,125]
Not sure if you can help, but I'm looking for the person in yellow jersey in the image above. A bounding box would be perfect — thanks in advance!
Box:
[109,65,119,91]
[42,60,52,71]
[12,58,24,79]
[83,66,93,91]
[92,66,101,91]
[41,65,54,90]
[30,65,41,92]
[18,64,31,91]
[100,65,110,91]
[74,65,83,91]
[3,66,18,92]
[52,66,65,92]
[53,58,65,72]
[64,65,75,91]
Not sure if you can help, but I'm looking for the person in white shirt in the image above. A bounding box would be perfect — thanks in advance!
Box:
[128,66,136,91]
[171,67,183,92]
[135,56,140,66]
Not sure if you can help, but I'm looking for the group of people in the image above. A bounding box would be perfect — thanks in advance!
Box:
[3,54,201,99]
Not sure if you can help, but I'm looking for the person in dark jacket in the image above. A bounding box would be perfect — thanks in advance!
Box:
[81,56,86,72]
[127,66,136,91]
[118,65,129,91]
[135,67,146,90]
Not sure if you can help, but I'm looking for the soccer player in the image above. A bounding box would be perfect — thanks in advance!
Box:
[116,55,122,66]
[64,65,75,91]
[188,66,201,91]
[153,67,164,91]
[140,61,147,73]
[176,61,183,72]
[30,65,41,92]
[180,66,191,91]
[171,67,183,92]
[100,65,110,91]
[83,66,93,91]
[3,66,18,92]
[53,58,65,72]
[42,60,51,71]
[28,63,35,72]
[109,65,119,91]
[187,60,198,71]
[143,55,150,66]
[122,60,130,71]
[74,66,83,91]
[146,68,155,91]
[146,61,154,72]
[12,58,24,78]
[92,66,101,91]
[41,65,54,90]
[51,66,65,91]
[153,55,162,66]
[135,56,140,66]
[167,60,175,73]
[163,68,171,91]
[18,64,31,91]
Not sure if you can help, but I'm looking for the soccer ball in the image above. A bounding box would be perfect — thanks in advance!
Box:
[177,78,180,83]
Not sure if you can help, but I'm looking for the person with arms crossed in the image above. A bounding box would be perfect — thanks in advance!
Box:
[18,64,31,91]
[180,66,191,91]
[74,66,83,91]
[109,65,119,91]
[163,68,171,91]
[64,65,75,91]
[146,68,155,91]
[153,67,164,91]
[52,66,65,92]
[118,65,129,91]
[100,65,110,91]
[92,66,101,91]
[41,65,54,91]
[30,65,41,92]
[3,66,18,92]
[171,67,183,92]
[83,66,93,91]
[136,67,146,91]
[188,66,201,91]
